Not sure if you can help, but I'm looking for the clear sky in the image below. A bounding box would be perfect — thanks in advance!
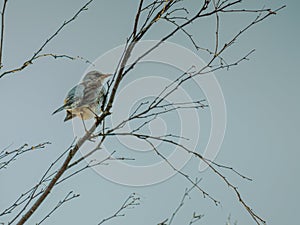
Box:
[0,0,298,225]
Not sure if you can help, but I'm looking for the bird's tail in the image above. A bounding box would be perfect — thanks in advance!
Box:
[52,105,65,115]
[64,111,75,122]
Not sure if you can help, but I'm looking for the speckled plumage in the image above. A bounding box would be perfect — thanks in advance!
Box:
[52,71,112,122]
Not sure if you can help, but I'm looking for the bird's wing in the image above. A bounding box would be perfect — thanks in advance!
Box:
[63,83,85,109]
[76,81,106,108]
[97,86,107,105]
[94,86,107,113]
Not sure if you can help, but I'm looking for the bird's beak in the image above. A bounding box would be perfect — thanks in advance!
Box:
[103,73,113,78]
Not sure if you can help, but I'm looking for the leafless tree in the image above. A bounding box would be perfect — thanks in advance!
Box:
[0,1,285,225]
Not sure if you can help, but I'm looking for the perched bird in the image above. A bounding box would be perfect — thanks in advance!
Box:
[53,71,112,122]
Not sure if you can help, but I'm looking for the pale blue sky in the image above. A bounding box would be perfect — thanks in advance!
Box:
[0,0,299,225]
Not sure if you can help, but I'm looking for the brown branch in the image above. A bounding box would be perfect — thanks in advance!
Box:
[35,53,94,65]
[196,5,286,74]
[160,178,204,225]
[98,193,140,225]
[5,2,285,225]
[188,212,204,225]
[103,68,199,134]
[104,131,264,224]
[121,0,216,77]
[132,0,144,38]
[11,0,159,221]
[141,0,165,12]
[104,1,177,121]
[139,0,166,32]
[212,0,220,56]
[144,131,265,224]
[96,5,284,224]
[190,150,266,224]
[162,16,218,55]
[15,111,109,225]
[56,151,134,185]
[145,139,220,205]
[3,143,72,222]
[205,158,252,181]
[36,191,80,225]
[199,49,255,74]
[0,0,8,68]
[0,0,95,79]
[0,142,50,170]
[1,138,117,220]
[135,0,175,41]
[66,130,108,169]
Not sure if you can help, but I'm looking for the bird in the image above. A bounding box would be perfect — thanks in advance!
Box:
[52,71,112,122]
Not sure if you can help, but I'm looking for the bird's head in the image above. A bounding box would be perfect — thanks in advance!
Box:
[82,71,112,83]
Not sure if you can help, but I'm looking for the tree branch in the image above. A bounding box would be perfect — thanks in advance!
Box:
[36,191,80,225]
[98,193,140,225]
[0,0,96,78]
[0,0,8,68]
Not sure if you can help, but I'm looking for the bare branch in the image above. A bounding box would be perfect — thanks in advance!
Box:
[132,0,144,38]
[188,212,204,225]
[168,179,203,225]
[36,191,80,225]
[34,53,94,66]
[0,0,8,68]
[0,0,96,79]
[1,2,285,225]
[189,150,266,224]
[98,193,140,225]
[0,142,51,170]
[145,138,220,205]
[56,151,134,185]
[101,130,264,224]
[205,159,252,181]
[2,142,72,222]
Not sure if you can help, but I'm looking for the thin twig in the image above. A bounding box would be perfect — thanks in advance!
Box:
[133,0,144,38]
[168,179,203,225]
[36,191,80,225]
[0,0,96,78]
[0,0,8,68]
[6,2,285,225]
[0,142,50,170]
[145,139,220,206]
[98,193,140,225]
